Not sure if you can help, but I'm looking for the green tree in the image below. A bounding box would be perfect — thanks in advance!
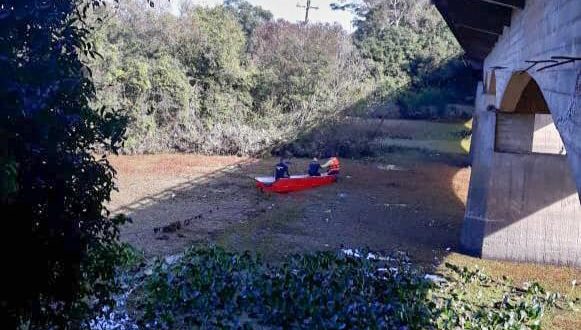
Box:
[224,0,273,37]
[0,0,135,327]
[177,6,251,119]
[252,22,353,114]
[333,0,476,116]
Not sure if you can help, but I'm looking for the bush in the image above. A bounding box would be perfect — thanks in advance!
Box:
[398,87,455,118]
[0,1,131,327]
[131,247,562,329]
[348,0,478,116]
[91,3,369,155]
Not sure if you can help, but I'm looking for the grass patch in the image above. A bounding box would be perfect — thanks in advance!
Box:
[372,119,472,155]
[374,138,469,155]
[216,205,305,260]
[442,253,581,329]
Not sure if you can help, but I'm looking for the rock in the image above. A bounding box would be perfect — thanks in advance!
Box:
[162,221,181,233]
[164,254,182,265]
[424,274,447,283]
[377,164,406,171]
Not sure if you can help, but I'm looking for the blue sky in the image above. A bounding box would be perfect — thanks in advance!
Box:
[170,0,356,31]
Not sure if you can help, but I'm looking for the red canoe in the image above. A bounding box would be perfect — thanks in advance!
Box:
[255,174,337,193]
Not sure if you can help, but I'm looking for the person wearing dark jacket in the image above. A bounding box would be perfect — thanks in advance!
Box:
[308,157,321,176]
[274,157,290,180]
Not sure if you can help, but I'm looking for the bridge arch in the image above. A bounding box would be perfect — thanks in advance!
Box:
[495,71,563,155]
[499,71,549,113]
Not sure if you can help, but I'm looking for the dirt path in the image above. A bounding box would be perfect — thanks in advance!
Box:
[109,153,469,264]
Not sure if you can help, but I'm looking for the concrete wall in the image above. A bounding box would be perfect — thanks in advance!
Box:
[484,152,580,265]
[463,0,581,266]
[464,86,581,266]
[495,113,566,154]
[483,0,581,192]
[495,114,535,153]
[462,84,495,255]
[532,114,567,154]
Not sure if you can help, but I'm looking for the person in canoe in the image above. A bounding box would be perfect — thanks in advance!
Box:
[307,157,321,176]
[321,153,340,175]
[274,157,290,180]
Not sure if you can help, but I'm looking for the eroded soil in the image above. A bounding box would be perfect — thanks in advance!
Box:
[109,153,469,264]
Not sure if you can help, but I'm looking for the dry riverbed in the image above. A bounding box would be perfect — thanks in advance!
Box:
[107,152,580,328]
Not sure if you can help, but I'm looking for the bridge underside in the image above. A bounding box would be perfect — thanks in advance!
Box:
[435,0,581,266]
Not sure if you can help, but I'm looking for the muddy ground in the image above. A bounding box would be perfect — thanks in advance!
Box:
[108,153,581,328]
[109,152,469,265]
[107,117,580,328]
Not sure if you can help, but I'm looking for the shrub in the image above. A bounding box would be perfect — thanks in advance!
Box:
[0,1,131,327]
[131,247,562,329]
[91,3,369,155]
[398,87,455,118]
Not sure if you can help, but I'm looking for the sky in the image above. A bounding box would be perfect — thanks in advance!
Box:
[169,0,356,31]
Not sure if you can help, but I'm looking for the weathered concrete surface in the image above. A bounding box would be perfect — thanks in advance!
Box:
[462,0,581,266]
[484,0,581,193]
[495,113,566,154]
[461,84,495,255]
[465,86,581,266]
[532,114,567,154]
[495,114,535,153]
[484,152,580,265]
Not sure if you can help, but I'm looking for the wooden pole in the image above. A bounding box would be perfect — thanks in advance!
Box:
[297,0,319,24]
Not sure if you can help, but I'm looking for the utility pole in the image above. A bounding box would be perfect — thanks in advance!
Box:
[297,0,319,24]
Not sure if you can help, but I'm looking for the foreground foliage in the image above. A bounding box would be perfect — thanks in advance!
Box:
[130,247,566,329]
[0,1,130,327]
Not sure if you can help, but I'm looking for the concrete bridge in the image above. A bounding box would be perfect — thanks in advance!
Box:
[435,0,581,266]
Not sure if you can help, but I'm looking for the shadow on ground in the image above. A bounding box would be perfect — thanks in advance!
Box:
[108,131,580,328]
[110,150,469,266]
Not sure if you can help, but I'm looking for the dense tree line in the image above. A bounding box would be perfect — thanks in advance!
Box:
[337,0,477,116]
[90,0,369,155]
[91,0,475,155]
